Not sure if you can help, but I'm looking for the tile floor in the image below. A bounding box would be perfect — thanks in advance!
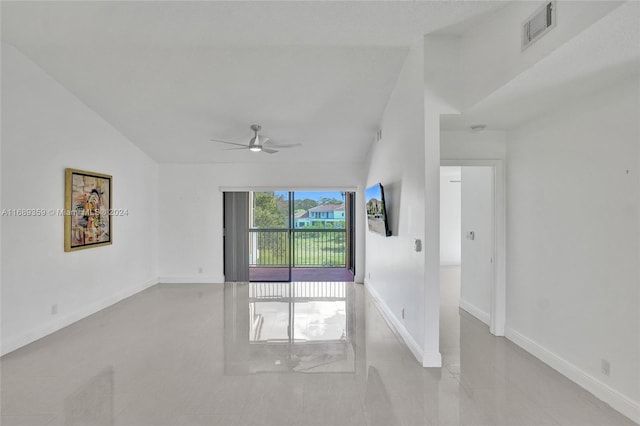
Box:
[248,267,354,282]
[1,269,636,425]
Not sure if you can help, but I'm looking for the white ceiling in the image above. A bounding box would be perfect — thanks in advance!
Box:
[441,1,640,131]
[1,1,504,164]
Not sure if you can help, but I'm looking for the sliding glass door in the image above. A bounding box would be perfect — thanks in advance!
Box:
[249,191,292,282]
[235,190,355,282]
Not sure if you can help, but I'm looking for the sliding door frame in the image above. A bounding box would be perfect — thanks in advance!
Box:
[221,186,359,283]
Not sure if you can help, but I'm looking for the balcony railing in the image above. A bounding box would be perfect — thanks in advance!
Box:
[249,282,347,300]
[249,229,346,268]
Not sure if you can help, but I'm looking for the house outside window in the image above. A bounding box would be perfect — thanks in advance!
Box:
[294,203,346,229]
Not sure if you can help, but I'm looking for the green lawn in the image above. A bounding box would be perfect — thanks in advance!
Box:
[254,231,346,267]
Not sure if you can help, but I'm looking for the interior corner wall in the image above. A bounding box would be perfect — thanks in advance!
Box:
[157,162,366,284]
[1,44,159,356]
[505,75,640,421]
[364,42,427,361]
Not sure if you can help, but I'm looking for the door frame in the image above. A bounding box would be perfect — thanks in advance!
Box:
[221,187,358,283]
[441,159,505,336]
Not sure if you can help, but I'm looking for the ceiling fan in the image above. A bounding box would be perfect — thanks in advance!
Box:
[210,124,301,154]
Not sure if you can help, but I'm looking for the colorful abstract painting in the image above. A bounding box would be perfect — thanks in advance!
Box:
[64,168,112,251]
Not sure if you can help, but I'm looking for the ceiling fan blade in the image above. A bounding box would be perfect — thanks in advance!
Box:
[266,142,302,149]
[211,139,248,147]
[211,126,291,154]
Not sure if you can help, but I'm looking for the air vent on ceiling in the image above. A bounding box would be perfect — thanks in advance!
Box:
[522,1,556,51]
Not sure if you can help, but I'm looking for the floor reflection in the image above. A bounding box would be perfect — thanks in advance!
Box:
[65,367,114,426]
[0,279,635,426]
[225,282,356,374]
[363,366,398,425]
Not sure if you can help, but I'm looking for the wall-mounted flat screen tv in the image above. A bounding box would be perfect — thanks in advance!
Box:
[365,183,391,237]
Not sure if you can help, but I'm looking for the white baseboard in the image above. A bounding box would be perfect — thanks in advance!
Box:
[364,279,425,365]
[459,299,490,326]
[439,262,461,268]
[505,327,640,424]
[1,277,159,356]
[159,275,225,284]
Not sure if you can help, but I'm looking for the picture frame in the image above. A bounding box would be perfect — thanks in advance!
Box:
[64,168,112,252]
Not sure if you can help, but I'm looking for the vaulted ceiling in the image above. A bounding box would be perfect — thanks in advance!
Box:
[441,1,640,131]
[1,1,504,164]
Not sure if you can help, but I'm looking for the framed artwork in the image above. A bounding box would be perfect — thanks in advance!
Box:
[64,168,112,252]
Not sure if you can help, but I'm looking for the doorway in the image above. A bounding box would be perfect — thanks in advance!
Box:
[225,190,356,283]
[439,161,505,337]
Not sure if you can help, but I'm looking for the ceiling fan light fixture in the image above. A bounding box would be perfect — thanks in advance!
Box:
[211,123,297,155]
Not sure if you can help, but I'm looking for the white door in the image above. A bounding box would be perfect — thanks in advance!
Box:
[460,167,493,325]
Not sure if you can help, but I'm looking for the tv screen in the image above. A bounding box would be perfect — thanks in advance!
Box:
[365,183,391,237]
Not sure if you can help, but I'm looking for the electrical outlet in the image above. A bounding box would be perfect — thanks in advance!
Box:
[601,359,610,376]
[402,308,405,319]
[51,304,58,315]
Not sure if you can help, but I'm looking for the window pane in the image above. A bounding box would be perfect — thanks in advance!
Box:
[293,191,345,230]
[251,191,289,229]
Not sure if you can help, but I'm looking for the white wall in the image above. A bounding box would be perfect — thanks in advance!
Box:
[364,43,427,361]
[158,162,366,284]
[506,75,640,421]
[1,44,159,355]
[439,167,461,266]
[441,130,507,161]
[460,167,493,325]
[363,37,453,367]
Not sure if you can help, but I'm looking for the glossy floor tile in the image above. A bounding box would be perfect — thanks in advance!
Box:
[1,272,636,426]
